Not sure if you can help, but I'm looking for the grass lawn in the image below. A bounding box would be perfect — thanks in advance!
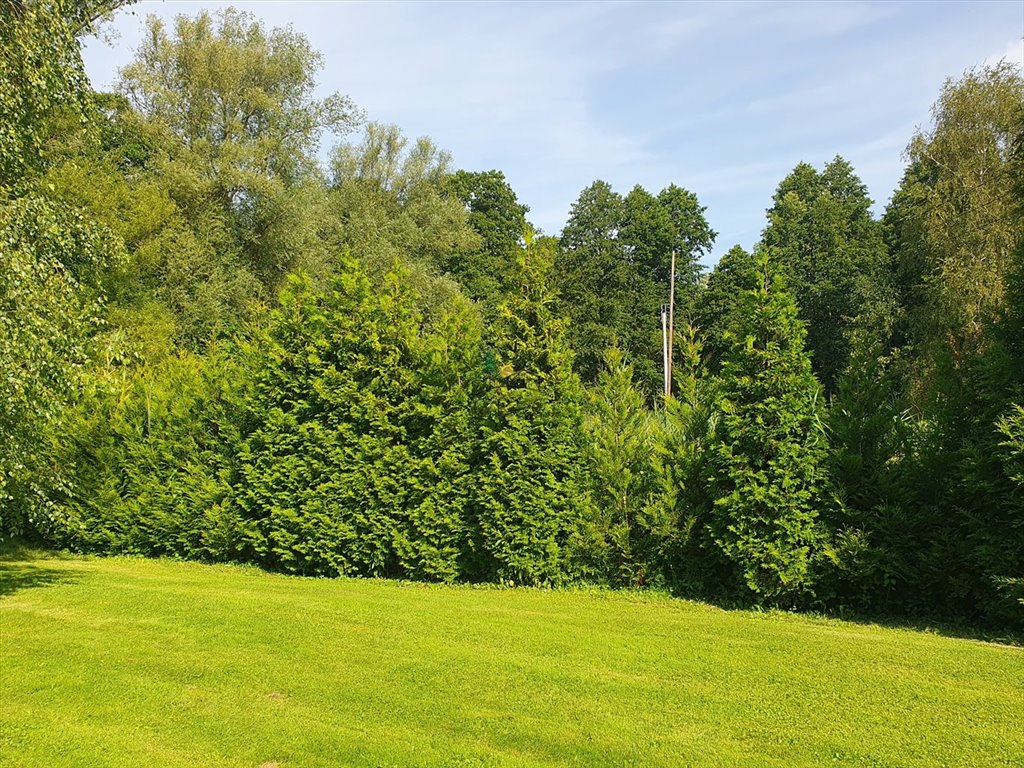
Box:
[0,550,1021,767]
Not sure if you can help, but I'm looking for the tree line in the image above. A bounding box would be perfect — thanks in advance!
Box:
[2,3,1022,632]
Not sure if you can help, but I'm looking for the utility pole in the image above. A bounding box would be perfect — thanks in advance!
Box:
[667,250,677,398]
[661,303,670,397]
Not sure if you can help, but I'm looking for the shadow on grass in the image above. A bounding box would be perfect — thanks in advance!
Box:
[0,542,79,600]
[0,561,79,599]
[823,608,1024,647]
[671,588,1023,647]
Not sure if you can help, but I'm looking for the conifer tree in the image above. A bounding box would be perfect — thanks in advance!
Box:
[583,346,659,585]
[470,237,591,585]
[709,249,828,604]
[49,349,244,560]
[656,325,721,591]
[824,333,918,611]
[236,251,478,580]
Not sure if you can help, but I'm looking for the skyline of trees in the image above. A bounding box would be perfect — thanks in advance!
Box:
[3,3,1022,633]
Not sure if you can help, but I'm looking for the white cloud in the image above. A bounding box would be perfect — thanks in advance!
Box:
[986,38,1024,68]
[81,0,1024,261]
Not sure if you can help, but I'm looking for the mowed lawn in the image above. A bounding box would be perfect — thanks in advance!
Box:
[0,551,1021,768]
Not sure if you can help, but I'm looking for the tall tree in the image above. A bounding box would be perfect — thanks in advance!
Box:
[331,121,451,197]
[324,122,479,323]
[691,244,757,371]
[619,185,678,392]
[557,180,714,393]
[556,180,631,382]
[824,331,918,613]
[879,65,1024,628]
[889,63,1023,415]
[39,93,264,353]
[656,184,717,292]
[0,197,122,533]
[470,237,591,585]
[236,253,480,581]
[442,169,530,308]
[0,0,126,186]
[762,157,891,393]
[583,347,661,586]
[118,8,362,286]
[709,249,828,604]
[0,0,128,533]
[655,325,721,592]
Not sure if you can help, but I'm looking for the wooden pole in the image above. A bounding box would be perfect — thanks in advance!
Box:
[661,304,669,397]
[667,250,676,398]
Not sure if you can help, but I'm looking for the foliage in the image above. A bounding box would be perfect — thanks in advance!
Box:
[708,250,828,604]
[235,252,480,581]
[47,350,243,559]
[442,169,530,309]
[119,8,362,288]
[897,63,1023,374]
[557,180,715,393]
[40,95,264,351]
[323,122,479,324]
[824,336,919,610]
[654,325,721,592]
[992,407,1024,614]
[4,3,1023,635]
[691,244,757,371]
[0,196,123,533]
[0,0,134,536]
[887,63,1023,428]
[0,0,117,187]
[762,157,892,393]
[654,184,717,290]
[331,121,451,197]
[582,347,661,586]
[469,238,592,585]
[878,64,1024,629]
[555,180,631,383]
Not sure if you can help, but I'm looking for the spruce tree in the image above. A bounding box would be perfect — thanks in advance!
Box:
[709,249,828,604]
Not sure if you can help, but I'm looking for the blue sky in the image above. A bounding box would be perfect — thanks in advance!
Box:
[83,1,1024,266]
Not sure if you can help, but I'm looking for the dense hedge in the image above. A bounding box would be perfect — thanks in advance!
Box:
[49,253,605,587]
[23,245,1019,633]
[236,259,479,580]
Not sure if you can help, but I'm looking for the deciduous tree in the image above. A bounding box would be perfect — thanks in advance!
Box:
[762,157,891,393]
[119,8,362,286]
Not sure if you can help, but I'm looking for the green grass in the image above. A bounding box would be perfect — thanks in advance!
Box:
[1,551,1021,768]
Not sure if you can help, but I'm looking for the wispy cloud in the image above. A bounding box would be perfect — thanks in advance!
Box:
[83,0,1024,263]
[986,38,1024,67]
